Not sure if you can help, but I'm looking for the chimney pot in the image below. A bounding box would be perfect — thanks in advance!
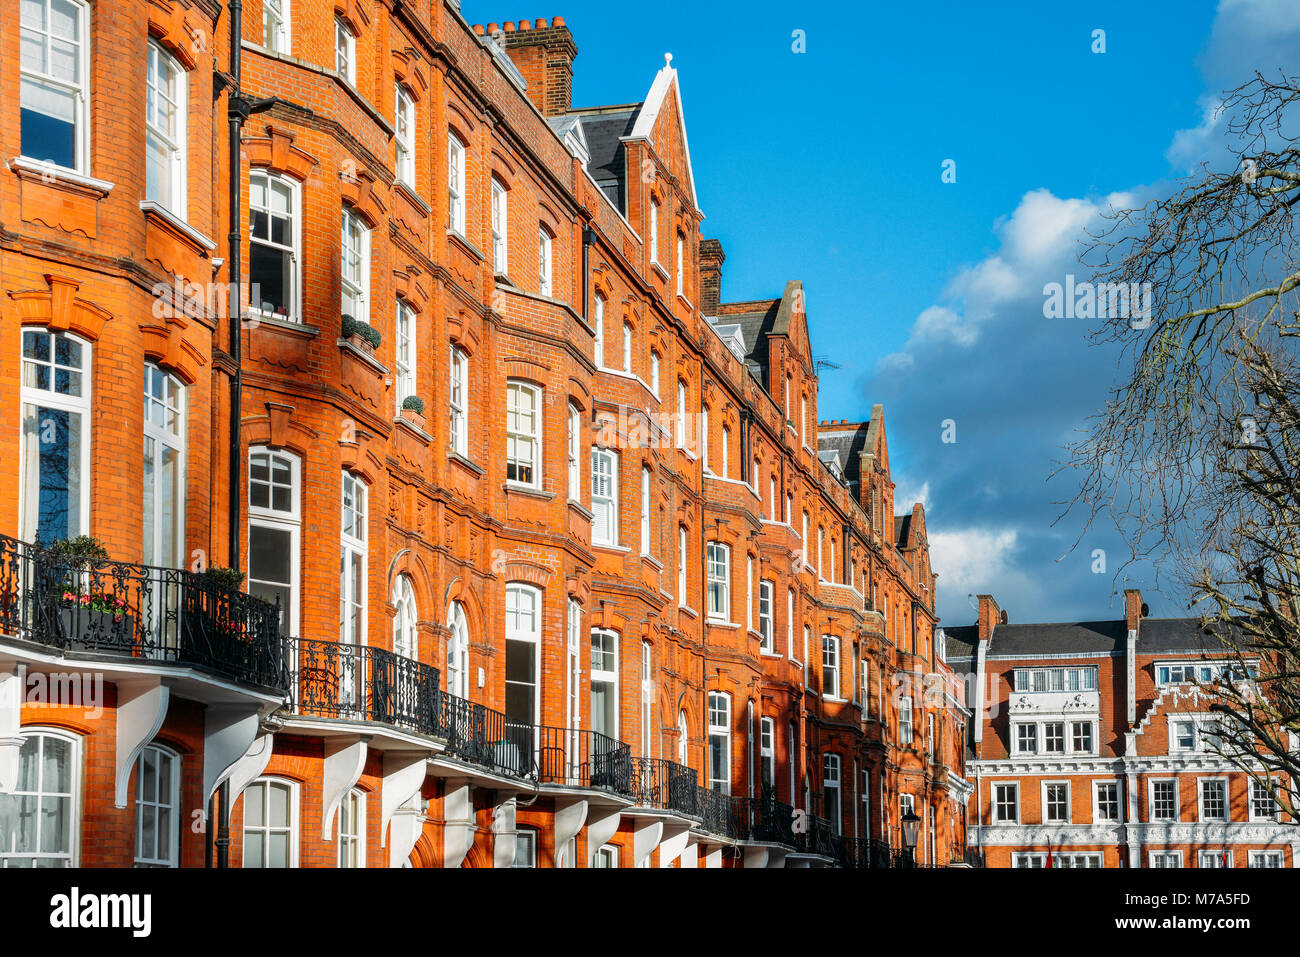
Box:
[519,19,532,30]
[487,22,500,33]
[472,23,484,34]
[500,14,579,116]
[553,15,566,26]
[504,21,516,31]
[536,17,549,28]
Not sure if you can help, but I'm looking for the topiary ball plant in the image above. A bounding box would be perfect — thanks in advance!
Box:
[202,566,245,591]
[47,535,110,564]
[401,395,426,416]
[342,314,382,350]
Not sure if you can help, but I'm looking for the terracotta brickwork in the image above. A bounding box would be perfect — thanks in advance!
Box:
[0,0,969,869]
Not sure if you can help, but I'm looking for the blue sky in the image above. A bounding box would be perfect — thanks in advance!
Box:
[463,0,1300,627]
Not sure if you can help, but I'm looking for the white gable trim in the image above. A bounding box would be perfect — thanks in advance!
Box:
[624,54,701,214]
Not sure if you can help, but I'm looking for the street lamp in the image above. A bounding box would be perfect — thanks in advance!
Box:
[900,808,921,868]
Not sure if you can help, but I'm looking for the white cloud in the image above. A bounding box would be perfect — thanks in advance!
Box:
[929,528,1023,597]
[895,480,931,511]
[1166,96,1226,171]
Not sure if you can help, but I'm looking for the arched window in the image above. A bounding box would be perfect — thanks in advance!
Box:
[135,743,180,867]
[337,787,365,867]
[392,574,417,659]
[143,363,186,568]
[20,328,91,544]
[0,729,81,866]
[242,776,299,868]
[446,600,469,698]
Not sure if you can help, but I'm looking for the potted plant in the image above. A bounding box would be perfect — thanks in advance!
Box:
[341,314,382,356]
[399,394,426,429]
[183,567,253,660]
[46,536,134,651]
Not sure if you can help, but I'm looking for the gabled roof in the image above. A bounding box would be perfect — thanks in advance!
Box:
[717,280,807,388]
[817,425,870,488]
[626,53,699,212]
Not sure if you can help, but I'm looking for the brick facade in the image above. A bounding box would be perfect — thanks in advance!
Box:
[0,0,970,869]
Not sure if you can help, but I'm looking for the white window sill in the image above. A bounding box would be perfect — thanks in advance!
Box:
[593,542,629,553]
[10,156,114,196]
[707,618,741,629]
[504,481,553,500]
[760,651,784,660]
[678,604,698,618]
[139,200,217,251]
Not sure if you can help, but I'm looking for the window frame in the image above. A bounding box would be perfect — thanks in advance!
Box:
[538,226,553,297]
[262,0,291,53]
[707,691,731,794]
[0,728,82,867]
[340,205,370,324]
[145,40,188,216]
[448,345,468,457]
[392,573,418,659]
[992,782,1019,824]
[1093,780,1122,823]
[336,787,365,868]
[241,776,300,868]
[247,447,301,638]
[334,17,356,84]
[758,579,774,654]
[589,627,619,739]
[1198,776,1229,824]
[142,362,186,568]
[394,299,416,412]
[394,82,415,186]
[705,541,730,621]
[490,177,508,274]
[248,170,301,321]
[19,0,91,174]
[1149,778,1179,822]
[447,132,466,235]
[446,600,470,699]
[506,380,543,488]
[1042,780,1070,824]
[821,634,841,700]
[591,447,619,546]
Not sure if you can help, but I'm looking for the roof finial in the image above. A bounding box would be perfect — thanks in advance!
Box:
[664,52,673,67]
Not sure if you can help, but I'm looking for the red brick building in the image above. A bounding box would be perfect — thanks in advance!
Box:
[947,592,1295,868]
[0,0,970,868]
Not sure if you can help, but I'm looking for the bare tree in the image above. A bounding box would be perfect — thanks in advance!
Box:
[1067,70,1300,815]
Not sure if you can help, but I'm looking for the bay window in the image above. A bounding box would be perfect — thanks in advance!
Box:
[822,635,840,699]
[758,580,774,653]
[262,0,290,52]
[334,17,355,84]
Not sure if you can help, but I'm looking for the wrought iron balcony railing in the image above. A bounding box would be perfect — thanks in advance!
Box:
[697,785,739,839]
[796,813,840,858]
[534,724,633,794]
[287,635,440,732]
[629,757,701,817]
[0,533,287,692]
[732,795,796,846]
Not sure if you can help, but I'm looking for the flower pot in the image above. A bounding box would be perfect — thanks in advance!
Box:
[399,407,427,431]
[58,605,134,653]
[346,332,374,356]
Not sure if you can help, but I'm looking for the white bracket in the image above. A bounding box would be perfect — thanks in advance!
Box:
[631,818,664,868]
[443,780,476,869]
[223,732,276,811]
[320,735,368,840]
[492,796,518,868]
[585,805,622,866]
[114,677,170,808]
[553,797,588,866]
[656,822,694,867]
[744,845,770,868]
[380,752,429,848]
[203,706,261,807]
[0,663,22,794]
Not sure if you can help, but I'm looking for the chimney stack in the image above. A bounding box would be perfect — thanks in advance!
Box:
[1124,588,1146,632]
[700,238,725,315]
[498,16,578,117]
[976,594,1002,644]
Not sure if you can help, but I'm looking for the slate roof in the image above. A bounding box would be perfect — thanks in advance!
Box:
[570,105,640,213]
[816,426,869,486]
[940,616,1241,661]
[894,514,912,549]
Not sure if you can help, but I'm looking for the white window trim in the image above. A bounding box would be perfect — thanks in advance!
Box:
[394,82,415,187]
[392,574,418,659]
[449,345,468,457]
[394,300,416,411]
[538,226,553,297]
[758,579,775,654]
[248,170,302,322]
[262,0,291,53]
[677,525,688,606]
[705,541,730,621]
[447,133,466,236]
[506,380,543,489]
[1250,778,1282,823]
[1148,849,1183,868]
[336,787,366,867]
[1248,849,1285,868]
[821,634,841,700]
[1041,780,1071,824]
[708,691,731,794]
[341,205,370,324]
[247,447,301,638]
[335,17,356,84]
[19,0,91,176]
[491,177,508,274]
[134,742,181,867]
[591,447,619,546]
[1148,777,1180,823]
[242,776,300,868]
[143,365,187,569]
[1,727,82,867]
[1092,780,1123,824]
[446,600,470,699]
[639,465,651,556]
[505,583,542,728]
[145,40,188,217]
[1199,849,1234,868]
[992,781,1020,825]
[1197,776,1230,824]
[339,471,368,648]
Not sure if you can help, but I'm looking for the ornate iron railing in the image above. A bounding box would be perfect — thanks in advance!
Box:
[534,724,633,794]
[287,635,439,732]
[697,786,739,839]
[0,534,286,691]
[796,813,840,858]
[732,795,796,845]
[629,757,701,817]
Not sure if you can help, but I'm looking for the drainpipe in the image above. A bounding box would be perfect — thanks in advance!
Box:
[581,226,594,319]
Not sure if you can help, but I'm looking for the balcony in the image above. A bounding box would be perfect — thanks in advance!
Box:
[287,635,440,734]
[697,786,740,839]
[534,724,633,795]
[842,837,901,868]
[629,757,701,817]
[732,794,796,845]
[0,533,287,693]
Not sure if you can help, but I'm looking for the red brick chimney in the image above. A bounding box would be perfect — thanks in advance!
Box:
[976,594,1002,643]
[1124,588,1146,632]
[494,17,578,117]
[700,238,724,315]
